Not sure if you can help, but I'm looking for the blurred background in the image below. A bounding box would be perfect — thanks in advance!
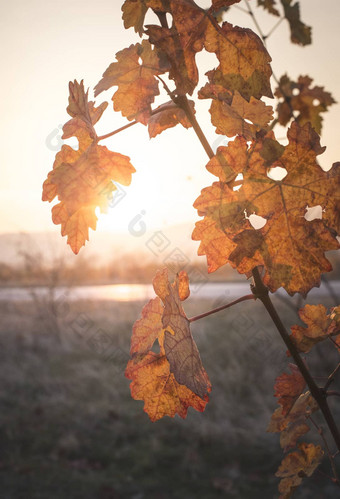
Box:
[1,0,340,497]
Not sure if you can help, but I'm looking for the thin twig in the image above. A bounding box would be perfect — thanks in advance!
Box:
[324,363,340,391]
[309,415,339,484]
[189,294,255,323]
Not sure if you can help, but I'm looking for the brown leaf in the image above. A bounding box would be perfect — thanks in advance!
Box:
[290,304,340,353]
[208,90,273,139]
[148,101,194,139]
[125,269,211,421]
[203,20,273,100]
[94,40,168,124]
[274,364,306,416]
[257,0,280,16]
[280,0,311,46]
[275,74,336,134]
[276,443,323,498]
[146,1,207,95]
[155,268,211,398]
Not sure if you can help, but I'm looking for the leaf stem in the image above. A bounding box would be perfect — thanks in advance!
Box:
[97,101,178,141]
[309,415,339,485]
[324,363,340,391]
[251,267,340,452]
[189,294,255,323]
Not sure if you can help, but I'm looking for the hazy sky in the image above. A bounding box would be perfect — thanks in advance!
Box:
[1,0,340,245]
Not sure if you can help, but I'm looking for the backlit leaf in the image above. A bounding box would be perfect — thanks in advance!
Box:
[94,40,169,124]
[274,364,306,415]
[42,80,135,254]
[148,101,194,138]
[290,304,340,353]
[203,19,273,100]
[146,0,207,95]
[125,351,208,422]
[193,122,340,296]
[275,74,336,134]
[122,0,168,36]
[125,268,211,421]
[208,90,273,140]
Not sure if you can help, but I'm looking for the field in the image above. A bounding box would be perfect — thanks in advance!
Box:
[0,288,339,498]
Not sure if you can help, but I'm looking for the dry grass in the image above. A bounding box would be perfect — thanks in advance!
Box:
[0,293,339,498]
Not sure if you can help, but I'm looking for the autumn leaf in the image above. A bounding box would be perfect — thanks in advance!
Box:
[42,80,135,254]
[211,0,242,9]
[206,90,273,140]
[268,392,318,450]
[154,268,211,398]
[125,268,211,421]
[148,101,194,138]
[257,0,280,16]
[125,351,209,422]
[276,443,323,498]
[275,74,336,134]
[203,19,273,100]
[290,304,340,353]
[146,0,207,95]
[274,364,306,415]
[94,40,169,124]
[280,0,311,46]
[121,0,168,36]
[193,122,340,296]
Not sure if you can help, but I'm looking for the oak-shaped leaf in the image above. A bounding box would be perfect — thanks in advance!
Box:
[257,0,280,16]
[125,269,211,421]
[211,0,242,9]
[207,90,273,140]
[94,40,169,124]
[274,364,306,415]
[146,0,208,95]
[42,80,135,254]
[122,0,168,36]
[148,101,194,138]
[275,74,335,134]
[276,443,323,498]
[193,122,340,296]
[280,0,311,46]
[290,304,340,353]
[203,19,273,100]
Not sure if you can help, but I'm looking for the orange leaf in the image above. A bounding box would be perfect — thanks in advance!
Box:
[290,304,340,353]
[276,443,323,498]
[193,122,340,296]
[125,352,208,422]
[42,80,135,254]
[121,0,167,36]
[212,0,242,8]
[274,364,306,416]
[203,20,273,100]
[126,268,211,421]
[267,392,318,434]
[146,1,207,95]
[148,101,194,139]
[94,40,168,124]
[208,90,273,140]
[275,74,335,134]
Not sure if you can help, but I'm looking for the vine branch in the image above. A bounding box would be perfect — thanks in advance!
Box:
[189,294,255,323]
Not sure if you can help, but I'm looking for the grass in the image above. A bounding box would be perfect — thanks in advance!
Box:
[0,291,339,498]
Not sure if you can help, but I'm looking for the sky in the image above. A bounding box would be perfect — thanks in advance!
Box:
[1,0,340,249]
